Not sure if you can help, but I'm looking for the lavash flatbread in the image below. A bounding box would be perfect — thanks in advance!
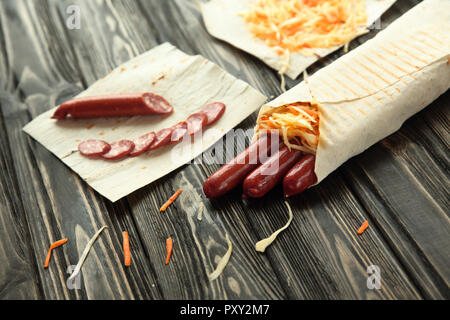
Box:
[200,0,398,79]
[23,43,267,202]
[255,0,450,184]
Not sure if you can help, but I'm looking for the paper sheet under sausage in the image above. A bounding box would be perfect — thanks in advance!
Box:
[23,43,267,202]
[255,0,450,184]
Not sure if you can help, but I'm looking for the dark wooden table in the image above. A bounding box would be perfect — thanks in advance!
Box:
[0,0,448,300]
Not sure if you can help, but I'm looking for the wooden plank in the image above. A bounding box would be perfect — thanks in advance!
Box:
[138,0,284,98]
[0,0,42,301]
[0,0,161,299]
[240,173,423,299]
[0,105,41,299]
[129,168,287,299]
[56,0,286,299]
[343,95,450,299]
[1,0,446,300]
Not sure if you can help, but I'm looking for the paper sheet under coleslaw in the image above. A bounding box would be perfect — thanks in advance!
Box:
[200,0,398,79]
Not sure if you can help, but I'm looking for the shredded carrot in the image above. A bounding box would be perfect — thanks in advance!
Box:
[240,0,367,54]
[123,231,131,267]
[165,237,173,265]
[357,220,369,235]
[44,238,68,268]
[160,189,183,212]
[259,102,320,153]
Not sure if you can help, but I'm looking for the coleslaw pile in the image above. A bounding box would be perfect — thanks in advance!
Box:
[258,103,320,153]
[240,0,368,55]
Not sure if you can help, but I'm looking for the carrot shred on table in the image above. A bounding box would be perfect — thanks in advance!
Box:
[357,220,369,235]
[44,238,68,268]
[123,231,131,267]
[165,237,173,265]
[160,189,182,212]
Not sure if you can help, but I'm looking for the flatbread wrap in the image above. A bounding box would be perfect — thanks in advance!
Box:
[202,0,450,199]
[254,0,450,186]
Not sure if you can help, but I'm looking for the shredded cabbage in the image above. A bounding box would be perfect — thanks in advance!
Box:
[197,201,204,221]
[68,226,108,283]
[240,0,368,55]
[255,201,294,252]
[259,102,320,153]
[208,234,232,281]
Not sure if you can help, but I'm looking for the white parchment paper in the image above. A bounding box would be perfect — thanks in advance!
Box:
[201,0,397,79]
[24,43,267,202]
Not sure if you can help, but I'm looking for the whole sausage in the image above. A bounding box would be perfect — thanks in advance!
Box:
[282,154,317,198]
[242,146,303,198]
[203,132,279,198]
[52,93,173,119]
[201,102,226,125]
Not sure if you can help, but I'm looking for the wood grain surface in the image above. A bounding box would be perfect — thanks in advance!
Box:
[0,0,448,300]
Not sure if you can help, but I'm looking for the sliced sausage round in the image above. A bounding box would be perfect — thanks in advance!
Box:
[186,112,208,136]
[78,140,111,157]
[149,128,173,150]
[170,121,188,144]
[201,102,226,125]
[101,140,135,160]
[129,132,156,157]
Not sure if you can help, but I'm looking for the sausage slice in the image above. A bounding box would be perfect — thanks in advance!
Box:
[170,121,188,144]
[186,112,208,135]
[149,128,173,150]
[129,132,156,157]
[78,140,111,157]
[101,140,135,160]
[201,102,226,125]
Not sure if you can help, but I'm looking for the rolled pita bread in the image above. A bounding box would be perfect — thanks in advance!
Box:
[254,0,450,184]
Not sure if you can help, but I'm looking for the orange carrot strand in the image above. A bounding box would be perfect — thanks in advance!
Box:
[160,189,183,212]
[165,237,173,265]
[123,231,131,267]
[51,238,68,249]
[44,249,53,269]
[44,238,68,268]
[357,221,369,235]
